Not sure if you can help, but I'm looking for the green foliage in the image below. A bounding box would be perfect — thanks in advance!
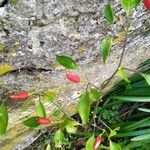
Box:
[85,135,95,150]
[56,55,77,69]
[54,129,65,148]
[78,91,91,124]
[141,73,150,85]
[0,103,8,135]
[60,116,79,134]
[23,117,40,128]
[104,4,115,24]
[35,100,46,117]
[131,134,150,141]
[1,1,149,150]
[112,96,150,102]
[100,37,112,64]
[120,0,141,11]
[90,88,101,101]
[138,108,150,113]
[110,140,121,150]
[116,67,130,83]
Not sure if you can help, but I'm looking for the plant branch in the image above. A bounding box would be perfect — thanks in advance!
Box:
[101,18,130,90]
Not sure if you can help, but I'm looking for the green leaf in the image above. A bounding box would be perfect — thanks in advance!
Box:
[35,100,46,117]
[0,103,8,135]
[53,109,61,117]
[60,116,79,134]
[123,140,150,150]
[109,128,120,138]
[120,0,141,11]
[120,117,150,131]
[110,140,121,150]
[44,90,56,102]
[141,73,150,86]
[100,37,112,64]
[138,108,150,113]
[22,100,30,111]
[23,117,40,128]
[78,91,91,124]
[117,128,150,137]
[113,96,150,102]
[54,129,65,148]
[90,88,101,101]
[104,4,115,24]
[85,135,95,150]
[131,134,150,141]
[56,55,77,69]
[116,67,130,83]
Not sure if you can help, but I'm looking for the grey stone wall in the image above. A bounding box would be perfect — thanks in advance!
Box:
[0,0,150,149]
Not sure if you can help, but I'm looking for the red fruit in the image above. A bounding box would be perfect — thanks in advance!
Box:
[36,118,51,125]
[94,136,102,150]
[10,92,29,100]
[144,0,150,10]
[65,72,81,83]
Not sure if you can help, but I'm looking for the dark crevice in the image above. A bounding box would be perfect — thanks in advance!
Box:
[0,0,9,7]
[1,67,52,76]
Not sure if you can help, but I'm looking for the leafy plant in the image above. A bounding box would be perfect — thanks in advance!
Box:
[1,1,149,150]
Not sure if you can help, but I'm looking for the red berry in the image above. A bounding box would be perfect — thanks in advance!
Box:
[36,118,51,125]
[10,92,29,100]
[144,0,150,10]
[94,136,102,150]
[65,72,81,83]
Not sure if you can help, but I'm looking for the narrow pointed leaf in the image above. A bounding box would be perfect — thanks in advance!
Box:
[56,55,77,69]
[131,134,150,141]
[78,91,91,124]
[141,73,150,86]
[100,37,112,64]
[35,100,46,117]
[117,129,150,137]
[85,135,95,150]
[120,117,150,131]
[113,96,150,102]
[138,108,150,113]
[0,103,8,135]
[104,4,115,24]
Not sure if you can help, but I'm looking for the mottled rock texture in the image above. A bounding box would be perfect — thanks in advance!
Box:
[0,0,150,149]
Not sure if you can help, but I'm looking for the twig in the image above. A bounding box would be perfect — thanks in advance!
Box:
[51,101,71,118]
[100,17,130,90]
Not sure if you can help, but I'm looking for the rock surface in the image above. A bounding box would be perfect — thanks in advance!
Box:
[0,0,150,149]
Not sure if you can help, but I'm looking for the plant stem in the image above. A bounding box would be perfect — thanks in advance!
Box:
[101,17,130,90]
[51,101,71,118]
